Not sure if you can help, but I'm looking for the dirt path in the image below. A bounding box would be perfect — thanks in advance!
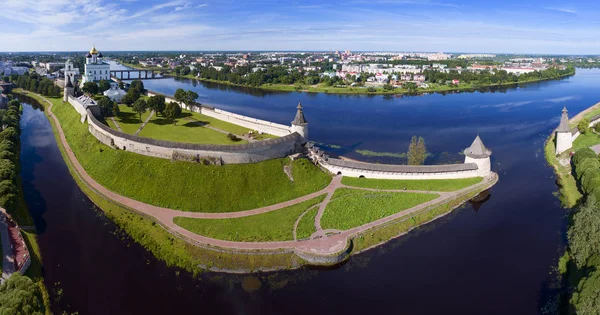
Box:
[41,93,498,255]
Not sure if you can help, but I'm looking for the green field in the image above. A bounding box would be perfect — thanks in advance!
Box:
[321,189,439,230]
[342,177,483,192]
[110,104,152,134]
[572,132,600,152]
[50,97,331,212]
[173,196,325,242]
[296,207,318,239]
[108,104,278,145]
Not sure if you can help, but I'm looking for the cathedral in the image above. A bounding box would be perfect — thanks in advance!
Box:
[81,45,110,84]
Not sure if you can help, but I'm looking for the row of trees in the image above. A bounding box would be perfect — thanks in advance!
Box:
[11,73,61,97]
[176,63,574,88]
[0,100,22,212]
[423,66,574,85]
[564,148,600,313]
[0,273,45,314]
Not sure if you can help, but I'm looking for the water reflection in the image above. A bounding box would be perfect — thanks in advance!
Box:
[469,190,492,214]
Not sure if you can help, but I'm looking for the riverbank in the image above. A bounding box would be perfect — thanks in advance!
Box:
[161,70,576,96]
[544,101,600,313]
[1,97,51,313]
[14,89,498,273]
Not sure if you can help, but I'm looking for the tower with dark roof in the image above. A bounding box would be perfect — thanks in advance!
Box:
[290,101,308,139]
[464,135,492,176]
[556,107,573,155]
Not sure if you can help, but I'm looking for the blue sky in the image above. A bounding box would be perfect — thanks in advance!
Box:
[1,0,599,53]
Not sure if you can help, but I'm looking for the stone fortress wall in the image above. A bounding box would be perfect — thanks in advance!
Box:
[146,90,292,137]
[307,136,493,180]
[66,83,491,177]
[66,93,306,164]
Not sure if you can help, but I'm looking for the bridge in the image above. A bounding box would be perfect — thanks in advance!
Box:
[110,70,161,80]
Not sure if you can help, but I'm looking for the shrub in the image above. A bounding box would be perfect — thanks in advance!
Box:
[227,133,240,142]
[367,87,376,93]
[595,123,600,133]
[0,180,15,196]
[574,148,597,165]
[582,169,600,193]
[0,150,15,162]
[0,159,15,181]
[576,159,600,180]
[578,118,591,134]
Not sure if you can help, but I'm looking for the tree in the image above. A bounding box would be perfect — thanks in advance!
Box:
[579,118,591,134]
[0,273,45,315]
[164,102,182,122]
[130,80,144,92]
[174,88,186,106]
[132,99,147,122]
[183,90,199,111]
[407,136,427,165]
[122,87,140,106]
[112,102,120,117]
[147,95,166,115]
[82,82,98,95]
[118,80,125,89]
[97,96,115,117]
[98,80,111,93]
[2,76,8,83]
[568,196,600,268]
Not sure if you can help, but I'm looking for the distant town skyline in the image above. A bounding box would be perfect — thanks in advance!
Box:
[2,0,600,54]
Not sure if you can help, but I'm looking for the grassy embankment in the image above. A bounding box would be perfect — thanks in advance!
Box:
[544,100,600,313]
[321,189,439,230]
[42,93,331,213]
[173,196,325,242]
[342,177,483,192]
[351,182,490,253]
[545,102,600,208]
[169,69,575,95]
[17,90,307,272]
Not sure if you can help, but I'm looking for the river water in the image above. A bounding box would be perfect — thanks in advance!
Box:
[19,67,600,314]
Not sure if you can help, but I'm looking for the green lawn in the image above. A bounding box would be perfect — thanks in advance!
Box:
[342,177,483,192]
[110,104,283,145]
[296,207,319,240]
[321,189,439,230]
[173,196,325,242]
[138,114,249,145]
[49,97,331,212]
[110,104,151,134]
[572,132,600,152]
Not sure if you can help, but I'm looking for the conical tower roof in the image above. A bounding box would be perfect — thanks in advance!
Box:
[291,101,307,125]
[557,106,571,133]
[464,135,491,158]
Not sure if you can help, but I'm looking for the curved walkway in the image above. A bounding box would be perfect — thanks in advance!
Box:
[42,93,498,256]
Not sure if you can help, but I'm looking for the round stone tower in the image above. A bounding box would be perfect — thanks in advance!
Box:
[64,76,74,102]
[555,107,573,155]
[291,101,308,140]
[464,135,492,176]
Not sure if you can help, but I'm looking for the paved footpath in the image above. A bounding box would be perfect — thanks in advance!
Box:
[134,110,155,135]
[43,94,498,255]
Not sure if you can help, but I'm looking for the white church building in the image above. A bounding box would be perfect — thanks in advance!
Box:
[82,46,110,84]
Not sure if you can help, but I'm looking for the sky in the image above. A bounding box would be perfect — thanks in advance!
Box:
[1,0,600,54]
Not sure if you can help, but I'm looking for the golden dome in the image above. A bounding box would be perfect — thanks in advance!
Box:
[90,45,99,54]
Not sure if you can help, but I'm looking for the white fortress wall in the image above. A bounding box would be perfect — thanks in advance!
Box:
[146,90,291,136]
[319,159,482,180]
[67,95,88,122]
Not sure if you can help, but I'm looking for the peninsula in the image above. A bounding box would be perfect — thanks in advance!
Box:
[6,46,498,273]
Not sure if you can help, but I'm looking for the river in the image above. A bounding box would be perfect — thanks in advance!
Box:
[18,67,600,314]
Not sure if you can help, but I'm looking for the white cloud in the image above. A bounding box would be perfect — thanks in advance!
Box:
[545,7,577,14]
